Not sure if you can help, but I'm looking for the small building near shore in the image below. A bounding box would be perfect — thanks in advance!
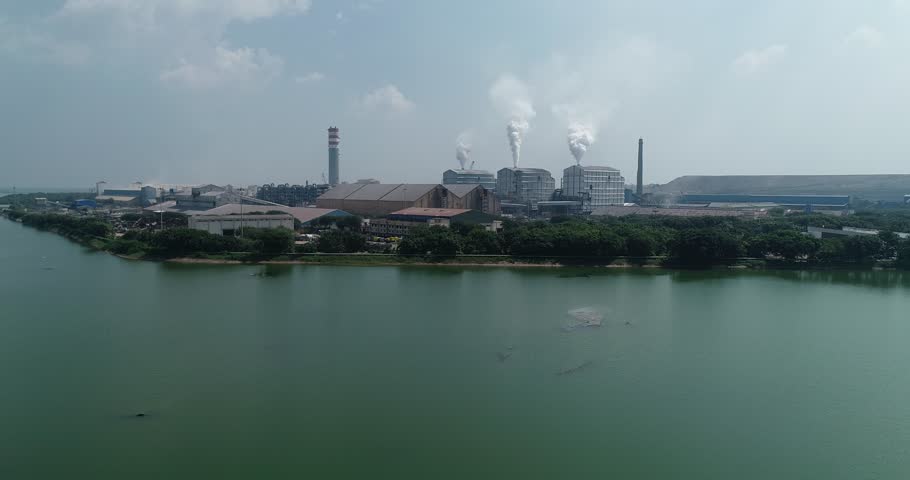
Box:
[188,214,294,236]
[368,208,498,237]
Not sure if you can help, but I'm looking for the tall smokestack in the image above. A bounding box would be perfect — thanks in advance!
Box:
[636,138,644,197]
[328,127,340,186]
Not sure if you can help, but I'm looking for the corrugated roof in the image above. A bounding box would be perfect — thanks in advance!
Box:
[444,169,494,175]
[381,184,439,202]
[565,165,620,172]
[96,195,137,202]
[592,206,756,218]
[345,183,403,200]
[442,184,481,198]
[389,208,472,218]
[203,204,346,223]
[317,184,367,200]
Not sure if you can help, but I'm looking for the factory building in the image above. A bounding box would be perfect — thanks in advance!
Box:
[97,185,159,206]
[678,194,850,210]
[368,208,499,237]
[316,183,446,216]
[496,168,556,208]
[561,165,625,212]
[188,214,294,236]
[256,183,329,207]
[442,169,497,191]
[328,127,340,186]
[441,184,500,214]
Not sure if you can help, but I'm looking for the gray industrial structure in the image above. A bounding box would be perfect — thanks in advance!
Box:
[369,208,499,237]
[256,183,329,207]
[188,214,294,236]
[316,183,499,216]
[561,165,625,212]
[496,167,556,209]
[328,127,340,186]
[442,169,497,191]
[97,185,159,206]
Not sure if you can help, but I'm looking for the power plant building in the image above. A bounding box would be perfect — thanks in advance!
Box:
[561,165,625,212]
[442,169,496,191]
[496,168,556,207]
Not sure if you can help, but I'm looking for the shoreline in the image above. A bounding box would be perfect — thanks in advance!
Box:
[4,216,902,272]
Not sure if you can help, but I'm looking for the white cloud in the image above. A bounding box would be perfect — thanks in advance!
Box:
[56,0,310,88]
[336,11,345,21]
[60,0,312,25]
[159,45,284,88]
[295,72,325,83]
[0,17,90,65]
[362,85,415,113]
[732,44,788,75]
[844,25,885,48]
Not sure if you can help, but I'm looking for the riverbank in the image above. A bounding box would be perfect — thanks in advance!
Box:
[4,214,907,271]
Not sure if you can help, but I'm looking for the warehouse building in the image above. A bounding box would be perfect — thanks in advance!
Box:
[561,165,625,212]
[678,194,850,209]
[316,183,446,216]
[441,184,500,214]
[188,214,294,236]
[368,208,499,237]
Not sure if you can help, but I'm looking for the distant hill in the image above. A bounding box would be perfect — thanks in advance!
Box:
[652,175,910,202]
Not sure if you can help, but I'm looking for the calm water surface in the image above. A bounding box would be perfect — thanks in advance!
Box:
[3,218,910,479]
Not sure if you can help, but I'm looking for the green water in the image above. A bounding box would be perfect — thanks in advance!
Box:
[3,219,910,479]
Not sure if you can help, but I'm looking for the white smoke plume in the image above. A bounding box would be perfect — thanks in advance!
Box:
[455,132,472,169]
[506,119,529,167]
[567,122,596,164]
[489,74,535,167]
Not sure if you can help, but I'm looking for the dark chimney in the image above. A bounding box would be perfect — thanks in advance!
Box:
[636,138,644,197]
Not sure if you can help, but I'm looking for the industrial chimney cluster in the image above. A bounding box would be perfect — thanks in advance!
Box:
[319,123,645,216]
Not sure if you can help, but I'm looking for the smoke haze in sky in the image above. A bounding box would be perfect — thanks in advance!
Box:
[2,1,909,187]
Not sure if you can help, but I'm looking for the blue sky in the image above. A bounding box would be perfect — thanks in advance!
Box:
[1,0,908,188]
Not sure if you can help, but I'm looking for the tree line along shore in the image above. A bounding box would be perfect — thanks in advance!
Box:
[4,202,910,269]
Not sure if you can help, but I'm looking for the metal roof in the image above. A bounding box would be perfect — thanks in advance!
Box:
[345,183,402,200]
[381,184,439,202]
[202,204,347,223]
[442,184,481,198]
[444,169,494,175]
[592,206,757,218]
[389,207,472,218]
[498,167,552,175]
[96,195,138,202]
[317,184,366,200]
[564,164,620,172]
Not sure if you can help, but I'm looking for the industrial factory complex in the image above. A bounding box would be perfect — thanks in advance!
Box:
[35,124,908,244]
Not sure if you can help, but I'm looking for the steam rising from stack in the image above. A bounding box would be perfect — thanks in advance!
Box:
[489,74,535,168]
[455,132,472,169]
[567,123,596,164]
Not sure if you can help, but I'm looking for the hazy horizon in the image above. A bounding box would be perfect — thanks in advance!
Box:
[3,0,909,188]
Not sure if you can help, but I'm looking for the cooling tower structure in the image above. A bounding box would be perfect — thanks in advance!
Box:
[328,127,341,186]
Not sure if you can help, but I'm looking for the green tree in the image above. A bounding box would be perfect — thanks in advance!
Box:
[243,227,294,255]
[316,230,366,253]
[748,231,820,260]
[896,241,910,270]
[462,228,501,255]
[670,229,744,264]
[842,235,884,263]
[398,226,461,256]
